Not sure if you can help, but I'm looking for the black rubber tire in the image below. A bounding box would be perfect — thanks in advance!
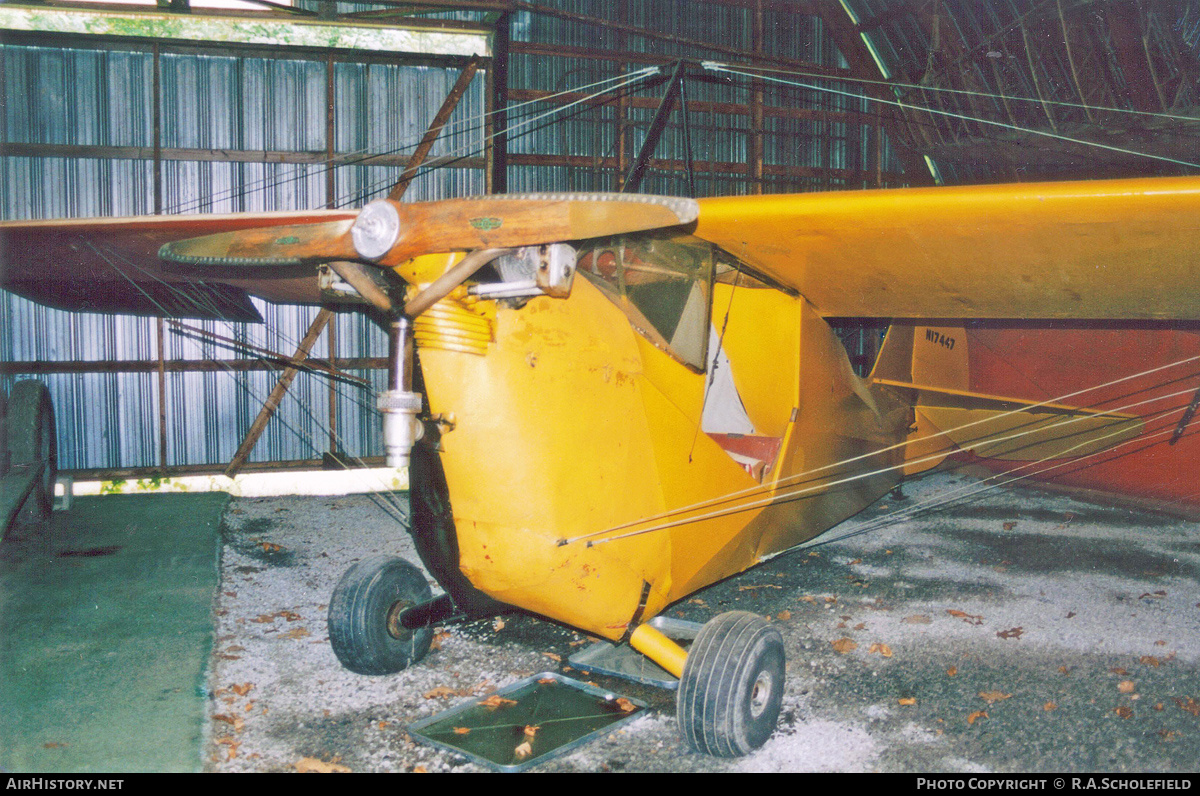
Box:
[6,380,57,523]
[676,611,786,757]
[327,555,434,676]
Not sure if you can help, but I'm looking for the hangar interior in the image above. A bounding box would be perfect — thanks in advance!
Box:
[1,0,1199,775]
[7,0,1197,479]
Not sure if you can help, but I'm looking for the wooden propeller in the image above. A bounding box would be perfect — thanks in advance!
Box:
[159,193,699,269]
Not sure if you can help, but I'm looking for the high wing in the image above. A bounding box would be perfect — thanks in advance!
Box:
[0,210,357,321]
[692,175,1200,321]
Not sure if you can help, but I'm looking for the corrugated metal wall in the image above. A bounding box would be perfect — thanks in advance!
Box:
[1,37,485,471]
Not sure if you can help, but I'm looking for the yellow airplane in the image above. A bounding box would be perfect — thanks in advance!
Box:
[2,174,1197,756]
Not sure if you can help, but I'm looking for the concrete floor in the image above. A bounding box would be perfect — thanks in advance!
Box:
[204,469,1200,773]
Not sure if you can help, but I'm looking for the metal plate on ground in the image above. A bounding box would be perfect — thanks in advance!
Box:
[408,672,648,772]
[568,616,703,689]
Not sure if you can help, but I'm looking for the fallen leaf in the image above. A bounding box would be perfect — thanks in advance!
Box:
[212,713,245,733]
[259,542,283,553]
[524,725,540,738]
[430,631,451,651]
[947,609,984,625]
[1002,522,1017,531]
[978,691,1012,704]
[831,638,858,654]
[1159,729,1179,741]
[1110,667,1130,675]
[967,711,988,725]
[854,623,866,631]
[1155,703,1164,711]
[738,584,781,591]
[614,698,637,713]
[902,614,931,624]
[1118,680,1136,694]
[42,742,66,749]
[1058,666,1070,675]
[849,559,862,565]
[424,687,458,699]
[1043,702,1057,711]
[281,627,310,640]
[453,727,470,735]
[800,595,816,603]
[514,741,533,760]
[1114,706,1133,719]
[543,652,562,662]
[1174,697,1200,717]
[997,627,1024,640]
[777,610,792,621]
[1139,656,1161,668]
[538,678,556,685]
[479,694,518,709]
[295,756,351,773]
[947,666,958,677]
[493,617,506,632]
[868,643,893,658]
[1155,640,1167,646]
[898,697,916,706]
[377,722,389,730]
[824,596,837,604]
[231,683,253,697]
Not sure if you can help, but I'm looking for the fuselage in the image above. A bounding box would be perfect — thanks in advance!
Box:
[412,241,910,641]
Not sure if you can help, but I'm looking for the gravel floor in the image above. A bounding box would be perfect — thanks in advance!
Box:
[204,471,1200,773]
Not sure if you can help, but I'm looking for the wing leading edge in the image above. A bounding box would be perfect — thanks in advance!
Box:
[692,175,1200,321]
[0,210,358,320]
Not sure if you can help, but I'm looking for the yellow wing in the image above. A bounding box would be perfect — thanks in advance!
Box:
[693,175,1200,320]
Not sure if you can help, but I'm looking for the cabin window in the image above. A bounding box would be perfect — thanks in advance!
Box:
[575,232,714,370]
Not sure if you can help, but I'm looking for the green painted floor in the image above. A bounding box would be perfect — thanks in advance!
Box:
[0,493,228,773]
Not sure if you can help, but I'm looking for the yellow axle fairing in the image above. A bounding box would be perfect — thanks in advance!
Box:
[413,271,911,642]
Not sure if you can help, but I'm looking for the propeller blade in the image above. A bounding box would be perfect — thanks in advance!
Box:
[159,218,357,267]
[353,193,700,266]
[158,193,698,270]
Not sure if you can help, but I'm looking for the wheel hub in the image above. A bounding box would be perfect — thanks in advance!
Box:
[385,599,414,640]
[749,670,774,719]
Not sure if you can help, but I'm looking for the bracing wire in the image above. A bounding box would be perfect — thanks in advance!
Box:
[700,59,1200,126]
[83,240,411,525]
[558,351,1200,546]
[804,407,1198,550]
[702,62,1200,171]
[578,386,1190,554]
[164,66,662,215]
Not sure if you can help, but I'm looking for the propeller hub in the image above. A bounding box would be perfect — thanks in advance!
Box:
[351,200,402,261]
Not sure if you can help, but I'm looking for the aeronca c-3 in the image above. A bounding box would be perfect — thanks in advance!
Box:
[2,174,1199,756]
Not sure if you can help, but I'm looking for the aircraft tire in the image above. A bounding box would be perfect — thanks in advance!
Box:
[327,555,434,676]
[676,611,785,757]
[6,380,57,529]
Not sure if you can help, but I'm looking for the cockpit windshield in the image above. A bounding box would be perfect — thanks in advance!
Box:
[575,232,714,370]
